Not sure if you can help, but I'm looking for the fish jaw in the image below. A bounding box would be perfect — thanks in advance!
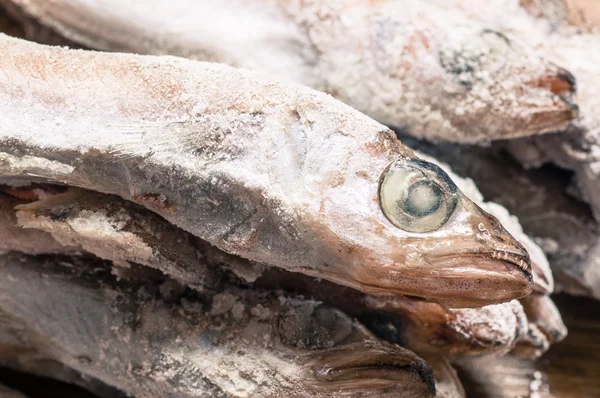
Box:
[276,304,435,397]
[312,168,533,308]
[386,202,533,307]
[340,254,533,309]
[303,232,533,308]
[304,341,435,397]
[416,254,533,307]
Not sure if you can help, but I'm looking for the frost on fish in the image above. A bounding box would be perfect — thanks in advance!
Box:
[519,0,600,31]
[0,35,533,306]
[0,186,553,393]
[505,32,600,224]
[13,187,221,289]
[363,296,529,357]
[0,184,540,358]
[0,252,437,398]
[2,0,577,143]
[511,294,568,359]
[0,188,80,255]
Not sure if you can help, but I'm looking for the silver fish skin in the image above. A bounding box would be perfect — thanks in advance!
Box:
[0,252,436,398]
[2,0,577,143]
[0,35,532,306]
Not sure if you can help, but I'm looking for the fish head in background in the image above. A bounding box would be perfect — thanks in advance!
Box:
[272,302,436,397]
[301,129,533,308]
[0,252,437,398]
[361,2,577,143]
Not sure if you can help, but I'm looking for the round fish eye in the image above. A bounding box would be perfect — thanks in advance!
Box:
[379,159,458,233]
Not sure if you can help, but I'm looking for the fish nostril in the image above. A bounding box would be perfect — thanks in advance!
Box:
[476,222,492,239]
[480,221,511,244]
[482,220,531,259]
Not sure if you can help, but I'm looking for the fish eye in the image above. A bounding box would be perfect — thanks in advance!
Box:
[379,159,458,233]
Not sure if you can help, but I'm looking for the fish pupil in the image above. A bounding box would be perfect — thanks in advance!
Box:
[402,181,442,217]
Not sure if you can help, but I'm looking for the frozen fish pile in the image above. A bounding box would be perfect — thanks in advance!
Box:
[1,1,597,397]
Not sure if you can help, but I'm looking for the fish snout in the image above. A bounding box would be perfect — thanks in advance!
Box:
[309,341,436,396]
[538,66,577,99]
[522,64,579,130]
[474,209,533,278]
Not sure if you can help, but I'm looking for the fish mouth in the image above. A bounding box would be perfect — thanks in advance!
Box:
[314,247,535,307]
[523,66,579,132]
[309,342,435,394]
[401,248,535,307]
[535,67,577,98]
[455,249,532,279]
[315,355,422,382]
[430,249,533,285]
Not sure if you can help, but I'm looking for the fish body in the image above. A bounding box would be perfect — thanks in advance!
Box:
[0,35,532,306]
[0,252,436,398]
[1,185,543,357]
[3,0,577,143]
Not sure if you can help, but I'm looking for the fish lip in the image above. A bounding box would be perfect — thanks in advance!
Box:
[314,354,415,382]
[310,344,434,392]
[312,358,436,395]
[556,67,577,94]
[437,250,532,280]
[558,94,579,113]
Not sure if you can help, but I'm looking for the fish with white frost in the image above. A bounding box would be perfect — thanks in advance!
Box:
[0,252,437,398]
[1,0,578,143]
[0,184,556,359]
[0,34,533,307]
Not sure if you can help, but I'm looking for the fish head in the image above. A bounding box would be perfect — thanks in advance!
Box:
[368,5,577,142]
[274,303,435,397]
[307,134,532,307]
[436,28,577,141]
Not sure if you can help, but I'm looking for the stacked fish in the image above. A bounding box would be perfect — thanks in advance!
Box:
[0,1,595,397]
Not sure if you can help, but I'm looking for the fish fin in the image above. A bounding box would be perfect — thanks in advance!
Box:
[102,121,197,161]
